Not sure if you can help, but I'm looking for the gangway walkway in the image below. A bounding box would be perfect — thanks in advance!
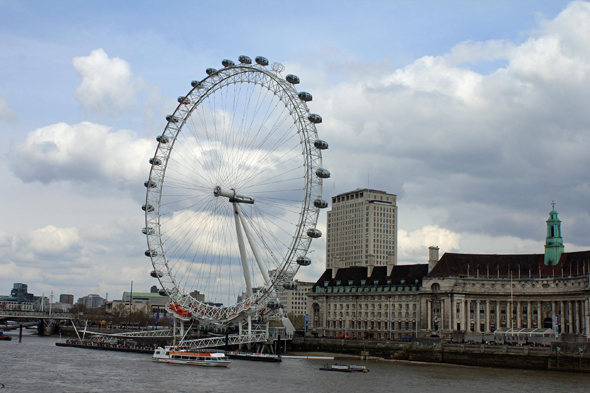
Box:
[86,329,175,338]
[85,325,292,350]
[181,332,270,349]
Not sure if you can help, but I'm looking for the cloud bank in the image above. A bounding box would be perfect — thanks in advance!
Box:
[73,48,145,115]
[5,2,590,299]
[10,121,153,188]
[0,97,17,122]
[311,1,590,260]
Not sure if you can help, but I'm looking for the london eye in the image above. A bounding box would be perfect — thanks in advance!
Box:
[143,56,330,328]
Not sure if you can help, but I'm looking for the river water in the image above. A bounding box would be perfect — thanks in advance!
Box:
[1,332,588,392]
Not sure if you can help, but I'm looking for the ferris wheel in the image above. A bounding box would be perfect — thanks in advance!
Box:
[143,56,330,327]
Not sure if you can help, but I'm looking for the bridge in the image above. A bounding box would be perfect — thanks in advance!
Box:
[0,310,75,321]
[0,310,76,335]
[1,321,38,330]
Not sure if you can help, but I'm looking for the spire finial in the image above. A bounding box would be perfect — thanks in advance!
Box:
[551,200,555,210]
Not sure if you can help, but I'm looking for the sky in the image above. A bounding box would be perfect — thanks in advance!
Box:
[1,0,589,302]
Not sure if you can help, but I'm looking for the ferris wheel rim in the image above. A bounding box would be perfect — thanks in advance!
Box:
[143,59,325,325]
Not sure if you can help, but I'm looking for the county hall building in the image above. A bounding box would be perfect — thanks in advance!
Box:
[308,199,590,343]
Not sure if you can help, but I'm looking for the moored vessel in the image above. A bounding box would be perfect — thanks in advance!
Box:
[152,346,231,367]
[225,351,281,362]
[319,363,369,373]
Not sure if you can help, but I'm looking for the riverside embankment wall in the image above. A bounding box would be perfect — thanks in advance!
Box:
[288,338,590,373]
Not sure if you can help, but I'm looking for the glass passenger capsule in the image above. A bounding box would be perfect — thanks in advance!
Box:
[307,228,322,238]
[296,256,312,266]
[285,74,300,84]
[313,139,328,149]
[158,289,167,296]
[142,227,155,235]
[267,300,281,309]
[221,59,235,67]
[238,55,252,64]
[177,96,190,105]
[313,199,328,208]
[206,68,218,76]
[142,204,154,212]
[283,281,297,290]
[150,270,163,278]
[145,250,158,257]
[315,168,331,179]
[298,91,312,101]
[149,158,162,166]
[144,180,157,188]
[191,80,203,88]
[166,115,179,123]
[255,56,269,66]
[308,114,322,123]
[156,135,169,144]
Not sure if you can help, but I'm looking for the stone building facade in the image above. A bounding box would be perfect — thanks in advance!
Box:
[309,207,590,343]
[307,262,427,339]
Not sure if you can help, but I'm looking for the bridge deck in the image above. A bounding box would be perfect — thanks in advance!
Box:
[0,310,74,320]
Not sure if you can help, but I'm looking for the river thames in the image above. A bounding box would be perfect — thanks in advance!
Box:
[1,332,588,392]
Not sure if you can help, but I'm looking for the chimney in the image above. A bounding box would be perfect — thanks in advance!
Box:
[428,246,439,273]
[367,254,376,277]
[332,257,343,279]
[387,252,396,276]
[332,267,339,279]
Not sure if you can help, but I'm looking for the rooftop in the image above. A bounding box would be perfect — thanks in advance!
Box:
[312,264,428,290]
[428,250,590,278]
[123,292,165,298]
[333,188,394,198]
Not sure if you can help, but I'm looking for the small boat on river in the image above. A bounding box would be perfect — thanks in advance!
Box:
[0,331,12,341]
[319,363,369,373]
[153,346,231,367]
[225,351,282,362]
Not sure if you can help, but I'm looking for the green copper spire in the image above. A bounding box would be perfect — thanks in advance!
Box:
[544,201,564,266]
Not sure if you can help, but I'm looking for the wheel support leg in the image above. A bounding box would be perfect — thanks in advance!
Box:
[233,202,253,297]
[235,203,271,285]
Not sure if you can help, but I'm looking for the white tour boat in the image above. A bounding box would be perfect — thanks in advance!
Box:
[153,346,231,367]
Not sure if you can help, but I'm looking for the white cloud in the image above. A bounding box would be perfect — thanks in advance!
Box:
[0,96,17,122]
[10,121,153,188]
[0,219,152,300]
[309,0,590,251]
[73,48,145,115]
[445,39,515,66]
[18,225,81,257]
[398,226,461,263]
[0,226,83,265]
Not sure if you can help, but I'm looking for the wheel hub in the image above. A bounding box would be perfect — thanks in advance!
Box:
[213,186,255,204]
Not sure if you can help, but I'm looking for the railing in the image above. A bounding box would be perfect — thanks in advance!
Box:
[0,310,74,319]
[87,329,175,338]
[181,332,270,349]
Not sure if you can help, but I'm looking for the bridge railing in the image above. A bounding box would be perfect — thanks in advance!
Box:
[181,332,270,349]
[0,310,75,319]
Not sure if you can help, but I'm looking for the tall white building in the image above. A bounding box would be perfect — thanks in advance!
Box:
[326,188,397,269]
